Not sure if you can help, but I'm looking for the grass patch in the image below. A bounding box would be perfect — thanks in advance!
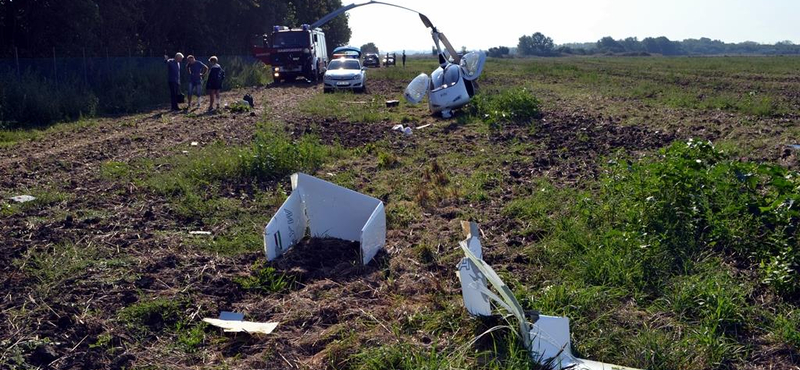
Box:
[503,139,800,368]
[234,261,295,294]
[469,87,541,129]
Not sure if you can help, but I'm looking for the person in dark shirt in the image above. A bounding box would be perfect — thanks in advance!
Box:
[185,55,208,109]
[206,56,225,111]
[402,50,406,67]
[164,52,184,111]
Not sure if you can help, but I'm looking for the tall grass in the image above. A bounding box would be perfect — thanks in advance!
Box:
[504,139,799,369]
[0,56,270,129]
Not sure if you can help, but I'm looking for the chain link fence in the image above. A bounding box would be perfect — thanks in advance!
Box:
[0,47,269,129]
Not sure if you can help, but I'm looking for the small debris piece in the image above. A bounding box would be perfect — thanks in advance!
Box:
[416,124,431,129]
[202,312,278,335]
[385,100,400,107]
[189,231,211,235]
[219,311,244,321]
[9,195,36,203]
[789,144,800,150]
[190,142,199,146]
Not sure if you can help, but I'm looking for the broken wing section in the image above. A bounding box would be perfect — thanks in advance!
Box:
[265,173,386,265]
[456,221,642,370]
[264,191,308,261]
[293,173,382,243]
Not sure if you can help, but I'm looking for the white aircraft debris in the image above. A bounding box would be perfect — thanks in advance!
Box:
[457,221,641,370]
[203,311,278,335]
[9,195,36,203]
[264,173,386,265]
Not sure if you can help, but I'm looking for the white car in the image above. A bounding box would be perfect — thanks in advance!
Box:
[323,58,367,93]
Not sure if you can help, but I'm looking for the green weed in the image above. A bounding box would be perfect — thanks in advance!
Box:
[235,261,295,294]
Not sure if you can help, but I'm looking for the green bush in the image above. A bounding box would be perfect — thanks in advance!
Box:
[470,87,540,128]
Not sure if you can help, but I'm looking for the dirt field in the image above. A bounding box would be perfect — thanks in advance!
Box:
[1,57,799,370]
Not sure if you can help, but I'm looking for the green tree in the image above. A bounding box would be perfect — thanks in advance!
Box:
[360,42,379,54]
[518,32,554,56]
[487,46,510,58]
[596,36,625,53]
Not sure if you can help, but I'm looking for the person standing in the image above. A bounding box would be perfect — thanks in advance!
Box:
[164,52,184,111]
[185,55,208,109]
[402,50,406,68]
[206,56,225,111]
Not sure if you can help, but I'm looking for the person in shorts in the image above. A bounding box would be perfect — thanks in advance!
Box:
[186,55,208,109]
[206,56,225,111]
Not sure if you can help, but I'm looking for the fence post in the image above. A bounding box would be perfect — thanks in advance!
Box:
[52,47,57,86]
[83,48,88,85]
[14,46,20,78]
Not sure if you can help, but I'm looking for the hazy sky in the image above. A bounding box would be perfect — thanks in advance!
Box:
[346,0,800,52]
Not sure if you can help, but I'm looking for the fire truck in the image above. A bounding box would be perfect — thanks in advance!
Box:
[253,24,328,83]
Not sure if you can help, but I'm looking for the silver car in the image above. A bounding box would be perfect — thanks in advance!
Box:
[323,58,367,93]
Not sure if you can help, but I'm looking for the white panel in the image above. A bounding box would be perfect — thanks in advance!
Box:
[458,257,491,316]
[293,173,381,242]
[264,192,308,261]
[360,203,386,265]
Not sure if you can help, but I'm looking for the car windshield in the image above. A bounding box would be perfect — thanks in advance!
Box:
[272,32,308,48]
[329,59,361,70]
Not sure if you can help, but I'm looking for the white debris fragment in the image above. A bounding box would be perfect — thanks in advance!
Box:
[203,311,278,335]
[189,231,212,235]
[456,221,641,370]
[9,195,36,203]
[190,141,199,146]
[264,173,386,265]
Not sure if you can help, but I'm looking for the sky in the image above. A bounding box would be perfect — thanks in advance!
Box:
[346,0,800,53]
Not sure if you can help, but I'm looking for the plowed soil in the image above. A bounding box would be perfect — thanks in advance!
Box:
[1,65,797,370]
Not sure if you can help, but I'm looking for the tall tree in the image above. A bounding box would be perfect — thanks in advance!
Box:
[360,42,378,53]
[518,32,554,56]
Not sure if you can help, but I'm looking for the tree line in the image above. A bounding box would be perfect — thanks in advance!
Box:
[487,32,800,57]
[0,0,351,58]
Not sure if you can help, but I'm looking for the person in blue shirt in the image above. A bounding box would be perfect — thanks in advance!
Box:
[185,55,208,109]
[164,52,184,111]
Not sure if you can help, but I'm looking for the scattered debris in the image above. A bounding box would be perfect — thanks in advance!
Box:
[190,141,199,146]
[202,311,278,335]
[264,173,386,265]
[9,195,36,203]
[391,124,413,136]
[416,123,431,130]
[456,221,640,370]
[789,144,800,150]
[385,100,399,107]
[189,231,212,236]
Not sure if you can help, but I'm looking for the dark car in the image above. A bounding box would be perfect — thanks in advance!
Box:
[382,53,396,66]
[363,53,381,68]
